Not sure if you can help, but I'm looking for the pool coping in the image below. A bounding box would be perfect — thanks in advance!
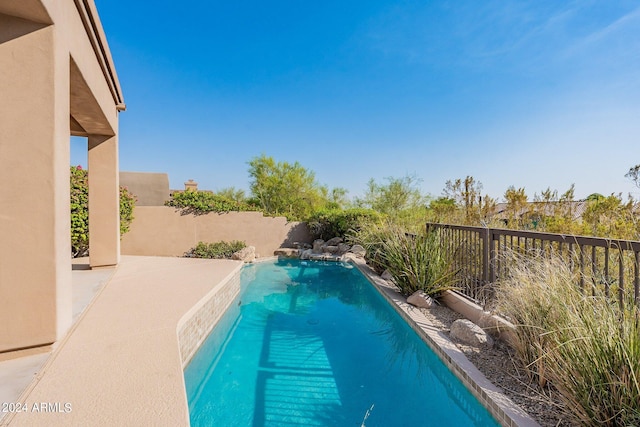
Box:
[351,259,541,427]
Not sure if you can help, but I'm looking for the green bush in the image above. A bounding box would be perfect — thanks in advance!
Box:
[71,166,89,257]
[70,166,136,257]
[166,190,258,214]
[186,240,247,259]
[307,208,382,240]
[496,253,640,426]
[119,186,135,235]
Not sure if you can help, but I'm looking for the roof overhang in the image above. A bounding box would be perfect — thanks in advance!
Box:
[72,0,126,111]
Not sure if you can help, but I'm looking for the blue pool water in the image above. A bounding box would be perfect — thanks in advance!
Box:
[184,259,500,426]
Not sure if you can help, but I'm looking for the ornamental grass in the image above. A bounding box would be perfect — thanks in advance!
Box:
[496,251,640,426]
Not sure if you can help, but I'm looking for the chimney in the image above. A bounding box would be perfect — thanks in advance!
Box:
[184,179,198,191]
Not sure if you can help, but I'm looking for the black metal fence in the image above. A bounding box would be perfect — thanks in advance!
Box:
[426,222,640,308]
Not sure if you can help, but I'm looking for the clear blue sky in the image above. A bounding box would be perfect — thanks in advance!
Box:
[72,0,640,201]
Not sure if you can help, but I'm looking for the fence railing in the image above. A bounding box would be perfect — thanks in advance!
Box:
[426,222,640,308]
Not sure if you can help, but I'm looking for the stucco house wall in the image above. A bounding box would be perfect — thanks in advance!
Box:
[0,0,123,353]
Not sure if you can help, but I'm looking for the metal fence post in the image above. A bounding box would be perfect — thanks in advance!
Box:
[481,227,490,285]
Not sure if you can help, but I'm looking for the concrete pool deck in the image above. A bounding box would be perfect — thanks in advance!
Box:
[0,258,115,418]
[1,256,242,427]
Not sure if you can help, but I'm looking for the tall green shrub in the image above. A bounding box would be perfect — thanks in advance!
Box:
[307,208,382,240]
[70,165,136,257]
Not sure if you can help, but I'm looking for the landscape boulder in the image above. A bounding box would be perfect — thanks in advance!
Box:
[300,249,312,260]
[312,239,325,254]
[341,252,358,262]
[337,243,351,254]
[232,246,256,263]
[450,319,494,348]
[381,269,394,281]
[350,244,366,258]
[406,291,434,308]
[293,241,312,250]
[274,248,299,258]
[325,237,343,246]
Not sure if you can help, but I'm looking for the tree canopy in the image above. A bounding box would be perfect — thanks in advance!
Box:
[355,175,427,215]
[247,154,344,221]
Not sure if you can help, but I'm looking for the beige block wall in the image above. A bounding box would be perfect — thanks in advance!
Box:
[121,207,312,258]
[119,171,170,206]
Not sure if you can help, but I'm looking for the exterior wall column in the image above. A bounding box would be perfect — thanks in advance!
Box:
[0,18,72,351]
[88,134,120,268]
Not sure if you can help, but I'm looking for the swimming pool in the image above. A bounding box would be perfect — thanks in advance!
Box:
[184,259,500,426]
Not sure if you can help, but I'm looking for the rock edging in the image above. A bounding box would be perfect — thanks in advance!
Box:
[274,238,366,262]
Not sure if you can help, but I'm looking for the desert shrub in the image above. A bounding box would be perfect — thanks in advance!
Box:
[70,165,136,257]
[496,252,640,426]
[166,190,257,214]
[119,186,136,235]
[307,208,382,240]
[185,240,246,259]
[351,221,456,296]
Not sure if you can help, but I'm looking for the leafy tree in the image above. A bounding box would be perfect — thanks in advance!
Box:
[247,154,331,221]
[532,184,585,235]
[428,197,457,223]
[504,186,528,227]
[583,193,638,239]
[355,175,427,215]
[585,193,605,202]
[530,187,559,230]
[70,165,136,257]
[323,186,350,210]
[534,187,558,205]
[442,176,495,224]
[216,186,247,203]
[625,164,640,188]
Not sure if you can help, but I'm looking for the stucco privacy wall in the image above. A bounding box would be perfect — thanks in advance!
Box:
[0,1,123,352]
[121,207,312,258]
[119,171,170,206]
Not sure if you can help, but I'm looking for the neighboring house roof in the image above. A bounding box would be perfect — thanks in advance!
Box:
[492,201,590,222]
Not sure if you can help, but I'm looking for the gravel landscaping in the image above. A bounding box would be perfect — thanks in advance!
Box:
[420,304,578,427]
